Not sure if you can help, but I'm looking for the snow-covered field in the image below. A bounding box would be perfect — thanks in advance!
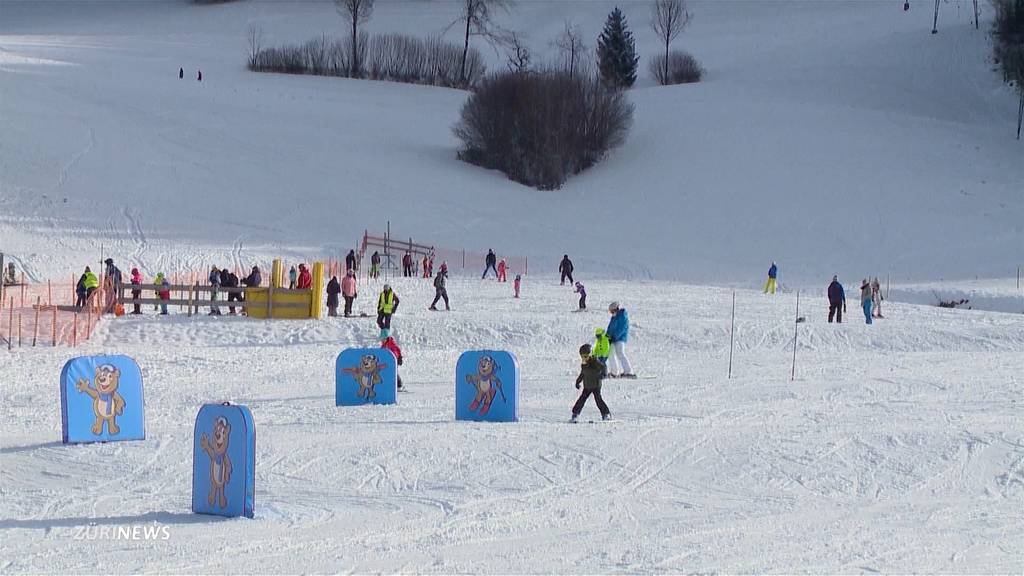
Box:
[2,277,1023,573]
[2,0,1023,572]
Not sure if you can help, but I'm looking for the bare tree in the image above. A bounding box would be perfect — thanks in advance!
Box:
[335,0,375,77]
[650,0,691,86]
[553,20,585,79]
[247,24,264,69]
[449,0,511,85]
[505,32,531,73]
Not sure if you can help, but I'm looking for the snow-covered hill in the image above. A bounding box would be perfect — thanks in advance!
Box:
[1,0,1021,285]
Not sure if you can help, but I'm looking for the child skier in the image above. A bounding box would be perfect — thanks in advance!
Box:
[574,281,587,310]
[764,261,778,294]
[155,272,171,315]
[571,344,610,422]
[513,274,521,298]
[497,259,507,282]
[381,331,404,390]
[130,268,143,315]
[593,328,611,367]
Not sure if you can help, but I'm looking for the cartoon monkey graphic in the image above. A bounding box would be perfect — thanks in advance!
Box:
[465,355,504,416]
[343,354,387,400]
[76,364,126,435]
[199,416,232,509]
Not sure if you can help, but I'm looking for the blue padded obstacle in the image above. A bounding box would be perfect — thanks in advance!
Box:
[456,351,519,422]
[192,403,255,519]
[335,348,398,406]
[60,355,145,444]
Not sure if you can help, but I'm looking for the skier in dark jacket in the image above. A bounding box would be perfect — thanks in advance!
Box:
[345,250,357,273]
[326,276,341,317]
[222,269,240,315]
[430,270,450,311]
[827,275,846,323]
[402,253,414,277]
[571,344,611,422]
[242,266,262,288]
[559,255,574,285]
[370,251,381,279]
[208,265,222,316]
[482,249,498,279]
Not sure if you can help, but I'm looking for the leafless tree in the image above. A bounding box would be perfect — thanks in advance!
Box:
[553,20,585,79]
[335,0,375,77]
[650,0,691,86]
[505,32,531,74]
[448,0,511,85]
[247,24,264,69]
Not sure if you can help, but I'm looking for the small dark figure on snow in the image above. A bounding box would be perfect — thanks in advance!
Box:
[559,255,574,285]
[571,344,611,423]
[430,270,450,311]
[345,249,357,274]
[574,281,587,309]
[482,249,498,279]
[197,70,202,82]
[179,67,184,79]
[827,275,846,323]
[326,275,341,317]
[370,251,381,279]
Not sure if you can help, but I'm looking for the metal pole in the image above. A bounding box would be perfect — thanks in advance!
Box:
[385,220,390,283]
[7,297,12,351]
[973,0,979,30]
[791,291,800,382]
[1016,93,1023,140]
[728,290,736,379]
[886,273,890,300]
[931,0,939,33]
[52,305,57,347]
[32,296,40,346]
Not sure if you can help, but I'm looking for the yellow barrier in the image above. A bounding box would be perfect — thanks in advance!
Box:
[245,259,325,320]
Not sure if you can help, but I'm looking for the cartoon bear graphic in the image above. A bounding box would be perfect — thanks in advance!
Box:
[465,355,504,416]
[76,364,126,435]
[343,354,386,400]
[200,416,233,509]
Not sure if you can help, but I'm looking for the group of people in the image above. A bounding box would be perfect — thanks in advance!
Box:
[207,265,263,316]
[764,262,885,324]
[571,301,636,422]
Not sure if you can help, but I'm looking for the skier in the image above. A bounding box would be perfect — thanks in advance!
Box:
[764,261,778,294]
[571,344,611,423]
[345,249,357,274]
[341,270,357,317]
[426,254,434,277]
[288,265,298,289]
[440,261,449,277]
[593,327,611,367]
[514,274,521,298]
[430,269,450,311]
[370,251,381,279]
[402,252,414,277]
[130,268,143,315]
[482,249,498,279]
[197,69,202,82]
[827,275,846,323]
[422,254,430,278]
[326,275,341,317]
[296,264,312,289]
[559,255,574,285]
[103,258,123,313]
[156,272,171,315]
[377,284,399,329]
[241,265,262,288]
[606,301,635,378]
[381,332,404,390]
[871,277,884,318]
[224,269,241,315]
[75,272,88,310]
[574,281,587,310]
[860,279,873,324]
[497,259,507,282]
[83,266,99,302]
[178,67,183,79]
[208,265,222,316]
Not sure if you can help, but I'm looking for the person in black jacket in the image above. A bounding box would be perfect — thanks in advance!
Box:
[345,250,356,273]
[559,255,574,285]
[430,270,450,311]
[326,275,341,317]
[827,275,846,323]
[222,269,240,315]
[571,344,610,422]
[241,266,261,288]
[482,249,498,279]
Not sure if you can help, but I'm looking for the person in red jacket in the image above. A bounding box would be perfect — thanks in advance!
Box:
[497,259,507,282]
[296,264,312,289]
[381,332,404,389]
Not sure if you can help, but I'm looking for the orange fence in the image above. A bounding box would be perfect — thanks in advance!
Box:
[350,230,528,281]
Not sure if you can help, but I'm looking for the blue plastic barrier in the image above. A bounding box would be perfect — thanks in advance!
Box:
[60,355,145,444]
[335,348,398,406]
[192,403,255,519]
[456,351,519,422]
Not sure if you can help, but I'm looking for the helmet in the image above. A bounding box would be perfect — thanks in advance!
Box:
[594,327,605,335]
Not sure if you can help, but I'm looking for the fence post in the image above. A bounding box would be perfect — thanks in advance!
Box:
[462,249,466,270]
[52,305,57,347]
[20,273,26,307]
[47,279,52,306]
[72,312,78,347]
[7,297,12,351]
[728,290,736,379]
[18,312,22,347]
[791,291,800,382]
[33,296,40,346]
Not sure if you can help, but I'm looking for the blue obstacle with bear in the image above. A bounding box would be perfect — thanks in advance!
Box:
[60,355,145,444]
[455,350,519,422]
[192,403,255,519]
[335,348,398,406]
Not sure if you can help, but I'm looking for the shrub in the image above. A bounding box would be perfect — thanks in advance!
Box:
[649,50,703,85]
[250,34,485,89]
[453,71,633,190]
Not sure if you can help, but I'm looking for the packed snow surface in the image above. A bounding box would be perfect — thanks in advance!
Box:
[1,0,1022,284]
[2,277,1023,573]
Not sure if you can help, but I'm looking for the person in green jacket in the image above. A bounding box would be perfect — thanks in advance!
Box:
[593,328,611,367]
[79,266,99,309]
[571,344,611,422]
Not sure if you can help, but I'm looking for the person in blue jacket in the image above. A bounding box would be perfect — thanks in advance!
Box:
[605,301,635,378]
[764,261,778,294]
[827,275,846,323]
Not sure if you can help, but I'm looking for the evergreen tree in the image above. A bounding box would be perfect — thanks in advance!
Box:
[597,7,639,89]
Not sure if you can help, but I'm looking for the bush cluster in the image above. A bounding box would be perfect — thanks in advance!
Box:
[649,50,703,85]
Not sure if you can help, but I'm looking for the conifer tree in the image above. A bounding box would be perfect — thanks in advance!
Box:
[597,7,639,89]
